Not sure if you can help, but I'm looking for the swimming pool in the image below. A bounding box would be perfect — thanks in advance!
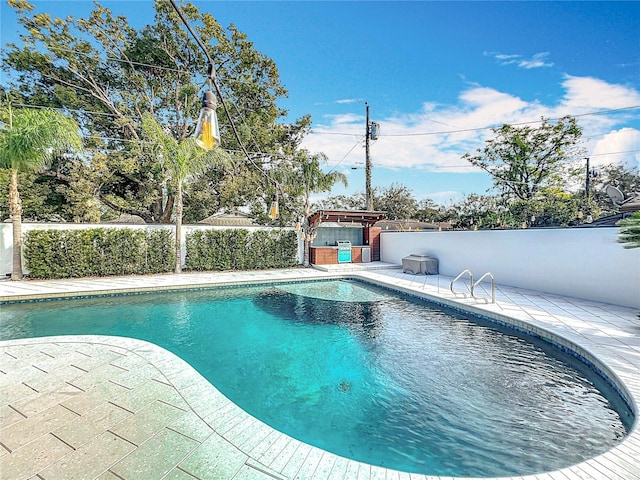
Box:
[1,279,633,477]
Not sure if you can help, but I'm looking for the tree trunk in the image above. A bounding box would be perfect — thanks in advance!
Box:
[174,182,183,274]
[9,169,24,280]
[302,198,310,267]
[303,238,310,267]
[161,195,174,224]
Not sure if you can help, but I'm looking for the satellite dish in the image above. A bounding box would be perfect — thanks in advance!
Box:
[605,185,625,207]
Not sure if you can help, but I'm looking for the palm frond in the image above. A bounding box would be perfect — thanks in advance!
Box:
[0,108,82,172]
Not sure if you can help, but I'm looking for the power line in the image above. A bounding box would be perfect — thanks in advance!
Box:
[167,0,283,195]
[10,103,638,163]
[326,136,366,174]
[589,149,640,158]
[421,149,640,170]
[345,149,640,173]
[3,22,286,191]
[44,45,192,77]
[310,105,640,137]
[1,44,270,90]
[389,105,640,136]
[6,43,637,151]
[13,103,132,118]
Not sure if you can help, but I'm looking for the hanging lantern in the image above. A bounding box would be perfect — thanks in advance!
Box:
[295,222,301,234]
[194,90,220,150]
[268,193,279,220]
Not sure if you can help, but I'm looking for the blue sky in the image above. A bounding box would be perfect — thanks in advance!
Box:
[2,1,639,205]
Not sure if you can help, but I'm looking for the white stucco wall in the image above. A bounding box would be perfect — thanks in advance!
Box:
[0,223,303,277]
[2,223,637,308]
[380,227,640,308]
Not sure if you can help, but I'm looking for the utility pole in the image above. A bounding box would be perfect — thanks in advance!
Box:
[365,102,373,210]
[585,157,591,199]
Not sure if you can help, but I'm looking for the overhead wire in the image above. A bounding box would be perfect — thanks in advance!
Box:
[310,105,640,137]
[5,36,638,176]
[6,31,637,148]
[9,100,639,166]
[3,13,638,151]
[0,44,273,92]
[12,47,637,149]
[325,135,366,174]
[168,0,297,201]
[3,7,287,192]
[7,103,300,164]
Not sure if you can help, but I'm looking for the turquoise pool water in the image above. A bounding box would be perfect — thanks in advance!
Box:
[1,280,632,477]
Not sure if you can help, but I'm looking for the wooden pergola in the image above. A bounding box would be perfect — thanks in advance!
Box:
[307,209,386,228]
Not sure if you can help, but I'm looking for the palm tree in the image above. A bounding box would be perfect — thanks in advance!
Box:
[294,151,347,266]
[140,114,227,273]
[0,105,82,280]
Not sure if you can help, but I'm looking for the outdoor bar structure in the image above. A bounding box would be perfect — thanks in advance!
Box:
[307,210,386,265]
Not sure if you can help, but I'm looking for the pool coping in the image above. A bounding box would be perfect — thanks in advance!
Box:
[1,267,639,479]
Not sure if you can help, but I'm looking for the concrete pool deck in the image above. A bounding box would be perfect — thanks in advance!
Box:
[0,265,638,480]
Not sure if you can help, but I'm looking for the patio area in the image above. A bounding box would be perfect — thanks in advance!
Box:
[1,265,638,480]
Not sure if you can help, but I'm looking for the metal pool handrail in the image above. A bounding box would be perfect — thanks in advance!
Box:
[472,271,495,304]
[450,269,473,298]
[450,269,495,303]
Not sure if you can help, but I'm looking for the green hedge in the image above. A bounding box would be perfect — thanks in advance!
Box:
[185,229,298,271]
[24,228,175,279]
[23,227,298,279]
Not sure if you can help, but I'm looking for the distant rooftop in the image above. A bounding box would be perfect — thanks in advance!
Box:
[198,212,257,227]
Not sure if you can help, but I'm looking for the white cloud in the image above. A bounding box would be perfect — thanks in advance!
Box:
[335,98,364,104]
[589,128,640,169]
[559,75,640,112]
[421,190,463,205]
[485,51,553,69]
[493,53,520,61]
[518,52,553,69]
[303,75,640,180]
[314,113,364,130]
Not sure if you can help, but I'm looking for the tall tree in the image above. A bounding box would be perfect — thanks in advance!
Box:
[290,151,347,266]
[0,105,82,279]
[322,193,367,211]
[2,0,309,222]
[449,194,508,230]
[463,116,584,201]
[139,113,227,273]
[375,183,418,220]
[415,198,449,223]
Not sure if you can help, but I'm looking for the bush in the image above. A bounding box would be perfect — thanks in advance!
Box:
[185,228,298,271]
[24,228,175,279]
[23,227,297,279]
[617,212,640,249]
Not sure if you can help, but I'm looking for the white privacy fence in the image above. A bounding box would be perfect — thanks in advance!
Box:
[380,227,639,308]
[1,223,638,309]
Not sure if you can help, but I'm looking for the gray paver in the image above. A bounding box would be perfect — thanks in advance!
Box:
[52,400,133,449]
[0,403,78,451]
[38,430,136,480]
[178,431,248,479]
[109,399,187,446]
[109,428,198,479]
[0,267,638,480]
[0,432,73,479]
